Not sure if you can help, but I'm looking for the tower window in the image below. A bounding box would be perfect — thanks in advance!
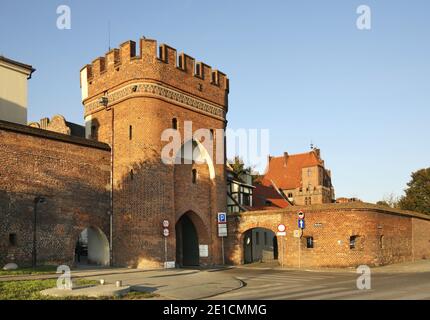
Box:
[130,169,134,180]
[129,125,133,140]
[91,125,98,140]
[192,169,197,184]
[9,233,17,246]
[172,118,178,130]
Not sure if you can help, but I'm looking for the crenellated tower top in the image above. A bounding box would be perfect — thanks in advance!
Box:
[80,37,229,120]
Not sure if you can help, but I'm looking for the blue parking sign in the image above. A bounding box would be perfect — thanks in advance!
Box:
[218,212,226,223]
[298,219,305,229]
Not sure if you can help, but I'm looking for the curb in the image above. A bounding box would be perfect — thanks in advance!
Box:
[0,268,198,282]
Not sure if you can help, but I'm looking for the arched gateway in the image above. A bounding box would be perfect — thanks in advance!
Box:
[74,226,110,266]
[175,211,210,267]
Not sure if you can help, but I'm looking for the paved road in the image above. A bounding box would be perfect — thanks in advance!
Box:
[209,267,430,300]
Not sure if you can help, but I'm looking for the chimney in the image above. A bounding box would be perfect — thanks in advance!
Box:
[267,155,273,169]
[314,148,321,159]
[283,152,289,164]
[40,117,49,130]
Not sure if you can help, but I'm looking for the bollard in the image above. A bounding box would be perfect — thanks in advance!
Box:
[100,279,105,285]
[116,280,122,288]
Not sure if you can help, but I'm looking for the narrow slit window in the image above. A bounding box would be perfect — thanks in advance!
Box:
[91,125,98,140]
[192,169,197,184]
[9,233,17,246]
[172,118,178,130]
[129,125,133,140]
[350,235,358,249]
[306,237,314,248]
[130,169,134,181]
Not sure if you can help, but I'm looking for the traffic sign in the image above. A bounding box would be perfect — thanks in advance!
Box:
[298,211,305,219]
[298,219,305,229]
[162,219,169,228]
[293,230,301,238]
[163,228,169,237]
[277,224,286,232]
[218,212,227,224]
[276,231,286,236]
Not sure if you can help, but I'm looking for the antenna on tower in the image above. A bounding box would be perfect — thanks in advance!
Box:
[310,140,314,150]
[108,20,111,51]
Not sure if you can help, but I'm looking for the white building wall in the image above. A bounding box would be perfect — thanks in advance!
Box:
[0,63,30,125]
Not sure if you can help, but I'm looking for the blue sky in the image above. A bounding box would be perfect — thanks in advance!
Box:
[1,0,429,203]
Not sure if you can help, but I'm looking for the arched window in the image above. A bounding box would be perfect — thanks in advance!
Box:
[91,124,98,140]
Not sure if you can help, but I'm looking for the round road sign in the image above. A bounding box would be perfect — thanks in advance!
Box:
[162,219,170,228]
[163,228,169,237]
[277,224,286,232]
[298,211,305,219]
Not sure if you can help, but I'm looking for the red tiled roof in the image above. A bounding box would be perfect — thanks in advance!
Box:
[263,151,323,190]
[253,179,290,209]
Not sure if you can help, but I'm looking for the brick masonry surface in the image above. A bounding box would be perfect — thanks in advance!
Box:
[0,120,111,267]
[225,202,430,268]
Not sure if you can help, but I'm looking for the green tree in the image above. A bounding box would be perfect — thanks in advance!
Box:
[229,156,248,177]
[398,168,430,215]
[228,156,258,183]
[376,201,390,207]
[376,193,400,209]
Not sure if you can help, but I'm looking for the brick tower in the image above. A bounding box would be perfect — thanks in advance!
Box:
[80,37,229,268]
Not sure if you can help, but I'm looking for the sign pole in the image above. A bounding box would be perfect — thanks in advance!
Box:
[281,237,284,268]
[221,236,225,265]
[297,211,305,269]
[162,219,170,269]
[164,236,167,269]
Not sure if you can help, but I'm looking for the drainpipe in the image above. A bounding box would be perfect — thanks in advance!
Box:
[110,101,114,267]
[32,196,46,268]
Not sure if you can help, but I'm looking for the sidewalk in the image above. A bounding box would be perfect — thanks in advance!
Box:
[0,266,162,282]
[0,266,242,300]
[82,268,243,300]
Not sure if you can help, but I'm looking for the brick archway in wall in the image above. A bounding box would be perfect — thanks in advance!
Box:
[175,210,210,266]
[225,211,284,265]
[73,226,110,267]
